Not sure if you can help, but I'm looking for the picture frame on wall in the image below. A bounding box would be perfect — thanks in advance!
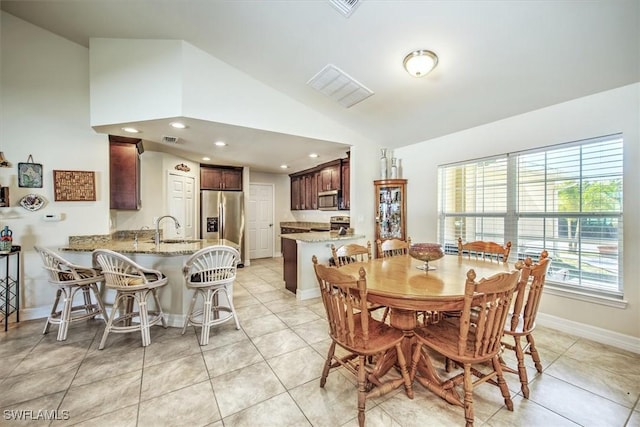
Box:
[53,170,96,201]
[18,155,43,188]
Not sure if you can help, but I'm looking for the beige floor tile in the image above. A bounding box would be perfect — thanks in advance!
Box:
[231,294,261,308]
[0,362,80,407]
[291,319,330,345]
[545,354,640,407]
[13,338,92,373]
[252,328,308,358]
[210,361,285,418]
[143,330,202,367]
[66,404,138,427]
[627,410,640,427]
[138,380,220,427]
[241,313,288,338]
[487,394,578,426]
[275,307,322,327]
[267,346,326,389]
[252,290,291,304]
[222,392,310,427]
[0,319,46,342]
[531,326,580,353]
[197,322,248,350]
[72,341,144,387]
[56,370,141,426]
[340,405,402,427]
[202,339,263,377]
[563,338,640,376]
[140,353,209,401]
[527,373,630,426]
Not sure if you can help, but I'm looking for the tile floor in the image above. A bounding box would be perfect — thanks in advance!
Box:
[1,257,639,426]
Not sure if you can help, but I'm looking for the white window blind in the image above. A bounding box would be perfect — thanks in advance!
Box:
[438,134,623,296]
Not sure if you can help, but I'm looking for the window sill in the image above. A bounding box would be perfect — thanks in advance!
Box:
[545,283,628,309]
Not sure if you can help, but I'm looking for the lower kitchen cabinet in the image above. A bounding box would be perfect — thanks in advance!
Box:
[282,237,297,294]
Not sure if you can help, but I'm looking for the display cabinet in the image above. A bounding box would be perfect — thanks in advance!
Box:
[374,179,407,256]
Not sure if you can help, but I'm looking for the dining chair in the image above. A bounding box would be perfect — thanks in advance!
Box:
[92,249,168,349]
[35,246,108,341]
[411,268,520,427]
[376,237,411,258]
[330,241,372,266]
[500,250,551,398]
[181,245,241,345]
[457,237,512,262]
[312,255,413,427]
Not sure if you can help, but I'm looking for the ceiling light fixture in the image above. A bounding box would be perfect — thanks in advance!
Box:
[309,153,319,158]
[202,157,211,161]
[122,127,140,133]
[403,49,439,78]
[214,141,227,147]
[280,164,289,169]
[170,122,186,129]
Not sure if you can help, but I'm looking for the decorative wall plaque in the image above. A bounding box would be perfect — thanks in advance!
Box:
[53,170,96,201]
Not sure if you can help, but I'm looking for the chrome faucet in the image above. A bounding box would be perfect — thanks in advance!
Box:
[155,215,181,245]
[134,225,150,246]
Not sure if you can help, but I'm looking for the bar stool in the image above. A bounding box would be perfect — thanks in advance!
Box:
[92,249,167,349]
[182,245,241,345]
[35,246,108,341]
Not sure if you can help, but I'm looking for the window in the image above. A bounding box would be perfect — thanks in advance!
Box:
[438,134,623,296]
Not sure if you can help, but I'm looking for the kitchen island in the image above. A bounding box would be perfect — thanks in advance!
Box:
[281,231,366,300]
[60,233,239,327]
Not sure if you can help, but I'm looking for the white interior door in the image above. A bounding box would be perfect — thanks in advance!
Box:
[248,183,274,259]
[167,172,195,239]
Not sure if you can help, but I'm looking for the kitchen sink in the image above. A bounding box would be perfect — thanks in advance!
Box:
[149,239,201,244]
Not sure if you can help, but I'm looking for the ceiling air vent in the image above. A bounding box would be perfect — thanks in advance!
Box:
[307,64,374,108]
[329,0,361,17]
[162,135,180,144]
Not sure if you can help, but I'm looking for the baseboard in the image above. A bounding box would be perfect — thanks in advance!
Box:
[296,287,320,301]
[537,312,640,354]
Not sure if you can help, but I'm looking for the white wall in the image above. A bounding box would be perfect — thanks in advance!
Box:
[396,83,640,342]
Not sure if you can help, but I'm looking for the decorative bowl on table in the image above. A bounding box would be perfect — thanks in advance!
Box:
[409,243,444,271]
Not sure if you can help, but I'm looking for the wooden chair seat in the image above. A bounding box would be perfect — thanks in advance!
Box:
[411,268,520,427]
[313,255,413,427]
[35,246,108,342]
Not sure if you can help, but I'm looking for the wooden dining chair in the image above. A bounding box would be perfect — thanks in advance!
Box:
[411,268,520,427]
[376,237,411,258]
[500,250,551,398]
[312,255,413,427]
[457,237,512,262]
[330,242,372,266]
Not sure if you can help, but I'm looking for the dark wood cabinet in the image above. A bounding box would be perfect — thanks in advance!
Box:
[200,166,243,190]
[318,163,341,192]
[282,237,298,294]
[289,157,349,211]
[341,159,350,210]
[290,175,302,210]
[109,135,143,210]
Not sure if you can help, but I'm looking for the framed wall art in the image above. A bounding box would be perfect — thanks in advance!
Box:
[18,155,43,188]
[53,170,96,201]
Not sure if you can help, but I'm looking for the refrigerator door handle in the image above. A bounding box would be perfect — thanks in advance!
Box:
[219,203,224,238]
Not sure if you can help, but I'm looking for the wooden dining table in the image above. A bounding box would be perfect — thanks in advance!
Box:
[337,254,516,404]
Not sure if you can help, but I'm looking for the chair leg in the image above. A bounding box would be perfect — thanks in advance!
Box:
[138,291,151,347]
[44,288,62,335]
[357,355,366,427]
[463,364,474,427]
[200,289,213,346]
[90,283,109,323]
[222,286,241,330]
[320,341,336,387]
[182,290,198,335]
[151,289,167,328]
[57,286,78,341]
[513,336,530,398]
[527,333,543,373]
[99,292,123,350]
[81,286,94,317]
[492,356,514,411]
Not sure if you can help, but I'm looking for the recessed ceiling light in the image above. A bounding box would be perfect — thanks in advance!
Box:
[309,153,319,158]
[202,157,211,161]
[122,127,139,133]
[280,164,289,169]
[214,141,227,147]
[170,122,186,129]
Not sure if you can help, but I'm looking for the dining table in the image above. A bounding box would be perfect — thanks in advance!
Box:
[337,253,517,405]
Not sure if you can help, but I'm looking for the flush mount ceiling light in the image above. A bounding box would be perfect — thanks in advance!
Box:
[214,141,227,147]
[280,164,289,169]
[403,49,439,78]
[170,122,186,129]
[309,153,319,158]
[202,157,211,161]
[122,127,140,133]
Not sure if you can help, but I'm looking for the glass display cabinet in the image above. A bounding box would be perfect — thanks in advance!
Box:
[374,179,407,256]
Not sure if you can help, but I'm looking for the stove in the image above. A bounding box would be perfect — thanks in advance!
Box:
[329,215,350,230]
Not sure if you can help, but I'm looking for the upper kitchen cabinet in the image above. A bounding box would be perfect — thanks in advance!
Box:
[341,158,350,210]
[318,161,341,192]
[200,165,243,191]
[289,157,350,211]
[109,135,143,210]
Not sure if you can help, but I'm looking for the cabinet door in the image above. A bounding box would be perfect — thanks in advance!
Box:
[374,179,407,246]
[290,176,302,210]
[201,168,223,189]
[330,165,341,191]
[341,161,350,210]
[222,169,242,190]
[110,142,140,210]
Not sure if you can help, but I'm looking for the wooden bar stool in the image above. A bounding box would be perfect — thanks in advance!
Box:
[35,246,108,341]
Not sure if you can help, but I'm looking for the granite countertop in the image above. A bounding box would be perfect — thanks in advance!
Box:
[280,221,330,232]
[61,231,239,256]
[280,231,365,243]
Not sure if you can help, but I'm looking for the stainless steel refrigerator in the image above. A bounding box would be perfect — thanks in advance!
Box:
[201,190,245,266]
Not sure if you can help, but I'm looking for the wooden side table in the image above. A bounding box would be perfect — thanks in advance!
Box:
[1,245,20,331]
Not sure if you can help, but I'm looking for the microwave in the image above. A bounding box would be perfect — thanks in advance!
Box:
[318,189,341,211]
